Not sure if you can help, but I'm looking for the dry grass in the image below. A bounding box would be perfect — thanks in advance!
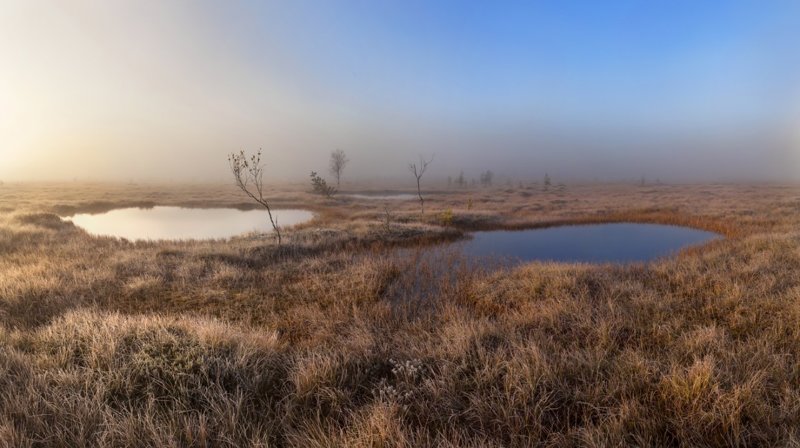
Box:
[1,181,800,446]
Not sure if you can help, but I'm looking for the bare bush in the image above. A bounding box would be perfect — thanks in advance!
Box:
[381,205,395,234]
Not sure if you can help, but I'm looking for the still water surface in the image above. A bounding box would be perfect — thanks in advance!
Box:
[347,193,417,200]
[455,223,720,264]
[66,206,313,241]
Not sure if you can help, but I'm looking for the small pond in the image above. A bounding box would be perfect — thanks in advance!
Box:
[65,206,313,241]
[347,193,417,200]
[453,223,720,264]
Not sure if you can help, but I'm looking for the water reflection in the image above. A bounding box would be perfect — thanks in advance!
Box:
[456,223,720,264]
[65,206,313,241]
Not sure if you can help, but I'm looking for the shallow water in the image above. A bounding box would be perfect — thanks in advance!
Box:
[454,223,720,264]
[65,206,313,241]
[347,193,417,200]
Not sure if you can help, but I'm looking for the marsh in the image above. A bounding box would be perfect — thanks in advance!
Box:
[2,182,798,446]
[3,0,800,445]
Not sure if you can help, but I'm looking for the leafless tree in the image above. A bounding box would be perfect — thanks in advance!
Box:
[329,149,349,187]
[228,149,282,244]
[409,154,434,214]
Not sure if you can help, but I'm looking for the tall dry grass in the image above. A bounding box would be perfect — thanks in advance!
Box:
[1,182,800,446]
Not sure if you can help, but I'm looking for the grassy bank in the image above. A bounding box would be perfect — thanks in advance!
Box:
[1,182,799,446]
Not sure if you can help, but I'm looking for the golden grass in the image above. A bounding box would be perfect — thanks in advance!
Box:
[1,181,800,446]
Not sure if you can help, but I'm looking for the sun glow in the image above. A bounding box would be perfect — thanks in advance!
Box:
[1,1,800,182]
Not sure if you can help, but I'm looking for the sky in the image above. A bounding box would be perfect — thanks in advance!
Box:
[1,0,800,183]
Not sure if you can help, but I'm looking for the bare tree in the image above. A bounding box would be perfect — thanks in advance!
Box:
[228,149,282,244]
[329,149,349,187]
[409,154,434,214]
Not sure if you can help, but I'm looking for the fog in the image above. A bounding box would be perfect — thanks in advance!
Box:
[2,1,799,183]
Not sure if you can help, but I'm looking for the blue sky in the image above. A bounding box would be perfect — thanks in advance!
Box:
[225,0,800,129]
[1,0,799,181]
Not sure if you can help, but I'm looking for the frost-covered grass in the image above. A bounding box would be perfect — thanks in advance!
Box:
[1,182,799,446]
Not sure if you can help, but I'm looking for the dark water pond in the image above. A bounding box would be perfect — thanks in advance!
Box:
[65,206,313,241]
[454,223,720,264]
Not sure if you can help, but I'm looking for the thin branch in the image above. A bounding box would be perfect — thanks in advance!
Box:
[229,150,282,244]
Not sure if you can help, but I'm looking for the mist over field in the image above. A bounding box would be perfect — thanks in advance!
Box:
[2,1,799,183]
[7,2,800,446]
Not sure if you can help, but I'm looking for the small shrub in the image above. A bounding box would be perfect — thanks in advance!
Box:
[381,206,394,233]
[440,208,454,227]
[310,171,336,198]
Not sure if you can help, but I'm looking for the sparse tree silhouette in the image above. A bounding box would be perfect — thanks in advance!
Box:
[480,170,494,187]
[329,149,349,187]
[544,173,551,191]
[228,149,282,244]
[456,171,465,187]
[310,171,337,198]
[409,154,434,214]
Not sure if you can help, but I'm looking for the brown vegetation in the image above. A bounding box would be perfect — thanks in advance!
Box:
[1,181,799,446]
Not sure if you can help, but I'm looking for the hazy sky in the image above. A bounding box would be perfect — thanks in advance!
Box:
[2,0,800,182]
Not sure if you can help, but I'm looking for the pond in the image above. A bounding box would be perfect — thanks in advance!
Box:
[453,223,720,264]
[65,206,314,241]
